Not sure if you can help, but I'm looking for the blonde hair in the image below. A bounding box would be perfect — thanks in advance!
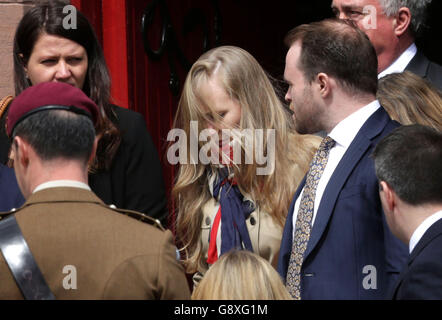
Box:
[191,250,292,300]
[172,46,320,273]
[377,71,442,131]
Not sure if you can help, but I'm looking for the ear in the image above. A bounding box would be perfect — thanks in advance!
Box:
[18,53,28,74]
[13,136,30,168]
[394,7,411,37]
[379,181,396,213]
[316,73,331,98]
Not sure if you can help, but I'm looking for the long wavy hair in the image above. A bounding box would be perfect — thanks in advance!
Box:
[377,71,442,131]
[172,46,320,273]
[13,1,120,171]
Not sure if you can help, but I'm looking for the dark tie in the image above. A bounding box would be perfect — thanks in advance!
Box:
[286,136,336,299]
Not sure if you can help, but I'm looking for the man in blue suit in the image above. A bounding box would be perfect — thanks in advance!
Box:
[278,19,408,299]
[373,125,442,300]
[0,163,24,211]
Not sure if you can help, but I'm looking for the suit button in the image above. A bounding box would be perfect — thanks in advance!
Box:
[205,217,211,226]
[250,217,256,225]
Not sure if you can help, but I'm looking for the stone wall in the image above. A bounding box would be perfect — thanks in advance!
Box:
[0,0,35,98]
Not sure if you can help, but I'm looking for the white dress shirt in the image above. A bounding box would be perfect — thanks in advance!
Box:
[409,210,442,254]
[33,180,91,194]
[292,100,381,237]
[378,43,417,79]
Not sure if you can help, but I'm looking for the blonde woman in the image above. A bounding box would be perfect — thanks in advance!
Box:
[192,250,292,300]
[172,46,320,285]
[378,71,442,131]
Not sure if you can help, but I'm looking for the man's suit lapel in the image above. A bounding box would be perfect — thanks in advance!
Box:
[406,50,430,79]
[390,219,442,299]
[304,107,391,261]
[409,219,442,263]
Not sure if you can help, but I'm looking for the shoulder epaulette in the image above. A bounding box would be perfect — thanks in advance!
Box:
[101,203,165,231]
[0,207,20,221]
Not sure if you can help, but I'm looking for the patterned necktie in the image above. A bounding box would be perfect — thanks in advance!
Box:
[286,136,336,299]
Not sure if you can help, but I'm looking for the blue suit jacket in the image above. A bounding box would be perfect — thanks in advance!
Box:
[0,164,24,212]
[277,107,409,299]
[392,218,442,300]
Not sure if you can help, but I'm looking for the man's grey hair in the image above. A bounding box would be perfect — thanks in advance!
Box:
[379,0,432,37]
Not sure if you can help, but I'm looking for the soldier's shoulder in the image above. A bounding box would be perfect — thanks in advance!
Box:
[0,206,22,221]
[99,203,165,231]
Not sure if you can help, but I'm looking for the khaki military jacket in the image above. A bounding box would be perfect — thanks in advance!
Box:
[0,187,190,300]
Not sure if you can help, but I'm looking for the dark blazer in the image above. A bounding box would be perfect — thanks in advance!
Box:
[0,164,24,211]
[0,104,168,225]
[391,218,442,300]
[89,105,168,225]
[277,107,409,300]
[0,187,190,299]
[406,50,442,91]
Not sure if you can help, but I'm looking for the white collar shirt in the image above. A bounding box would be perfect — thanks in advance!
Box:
[378,43,417,79]
[292,100,381,238]
[409,210,442,254]
[33,180,91,194]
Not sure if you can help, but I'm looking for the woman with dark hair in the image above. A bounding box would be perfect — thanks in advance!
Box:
[0,1,168,224]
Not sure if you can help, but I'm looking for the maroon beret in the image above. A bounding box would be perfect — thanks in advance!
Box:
[6,82,99,137]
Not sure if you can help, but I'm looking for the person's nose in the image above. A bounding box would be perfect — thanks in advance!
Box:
[54,61,71,81]
[285,90,291,103]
